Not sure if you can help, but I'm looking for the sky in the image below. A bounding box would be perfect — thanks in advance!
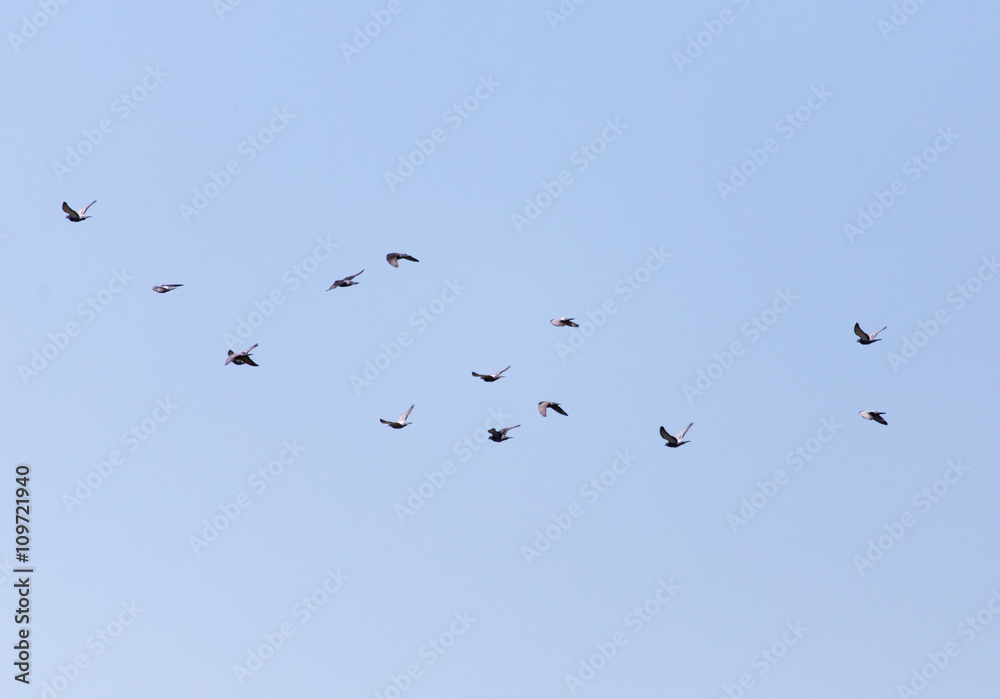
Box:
[3,0,1000,697]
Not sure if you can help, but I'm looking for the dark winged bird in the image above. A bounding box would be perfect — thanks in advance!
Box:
[63,200,96,222]
[854,323,886,345]
[488,425,520,442]
[226,344,259,366]
[472,365,510,382]
[380,404,414,429]
[538,401,568,417]
[550,318,579,328]
[152,284,183,293]
[659,423,693,447]
[386,253,419,268]
[859,410,887,425]
[327,270,364,290]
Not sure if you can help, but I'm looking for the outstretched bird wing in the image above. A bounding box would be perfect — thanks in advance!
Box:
[854,323,867,340]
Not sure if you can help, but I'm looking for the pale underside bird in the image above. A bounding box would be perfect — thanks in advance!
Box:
[63,200,96,222]
[327,270,364,290]
[659,423,693,447]
[226,343,259,366]
[550,318,579,327]
[152,284,183,293]
[538,401,568,417]
[386,253,419,268]
[380,404,414,429]
[854,323,886,345]
[859,410,887,425]
[488,425,519,442]
[472,365,510,382]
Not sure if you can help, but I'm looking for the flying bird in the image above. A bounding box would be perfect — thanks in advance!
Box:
[380,404,414,429]
[550,318,579,328]
[62,200,96,222]
[859,410,887,425]
[854,323,886,345]
[659,423,693,447]
[472,366,510,382]
[327,270,364,290]
[488,425,520,442]
[226,344,259,366]
[152,284,183,293]
[538,401,568,417]
[386,253,419,268]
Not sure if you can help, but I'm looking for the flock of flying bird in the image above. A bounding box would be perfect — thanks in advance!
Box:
[229,253,566,441]
[63,200,891,444]
[63,199,564,443]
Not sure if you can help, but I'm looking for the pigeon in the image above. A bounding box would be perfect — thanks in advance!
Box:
[550,318,579,328]
[380,404,414,429]
[538,401,568,417]
[226,344,259,366]
[472,365,510,382]
[63,200,96,222]
[386,253,419,268]
[488,425,520,442]
[327,270,364,290]
[152,284,183,293]
[854,323,886,345]
[859,410,887,425]
[659,423,693,447]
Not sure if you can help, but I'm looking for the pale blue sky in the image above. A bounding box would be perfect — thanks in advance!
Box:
[3,1,1000,697]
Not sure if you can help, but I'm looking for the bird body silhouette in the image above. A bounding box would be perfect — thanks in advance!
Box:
[472,366,510,382]
[327,270,364,290]
[550,318,579,328]
[488,425,520,442]
[660,423,693,447]
[381,404,414,429]
[226,344,259,366]
[859,411,887,425]
[63,200,96,222]
[386,253,419,268]
[854,323,886,345]
[538,401,568,417]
